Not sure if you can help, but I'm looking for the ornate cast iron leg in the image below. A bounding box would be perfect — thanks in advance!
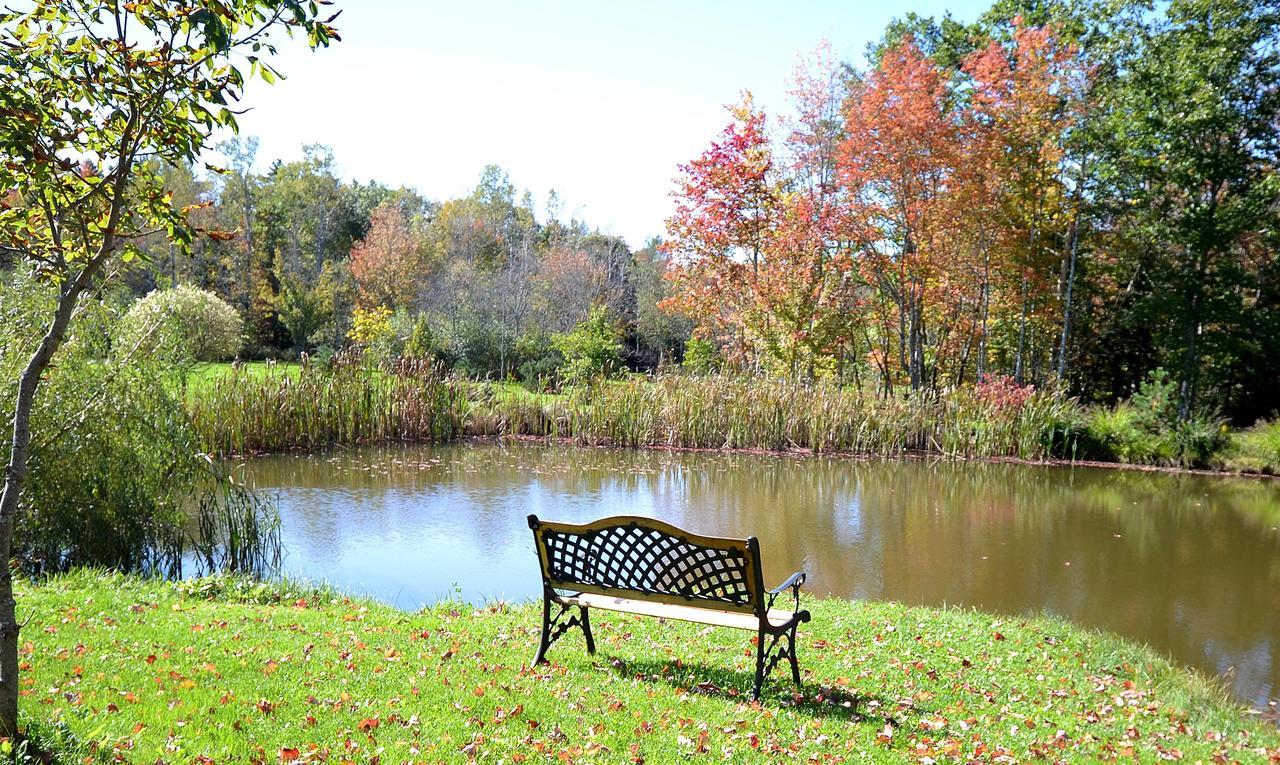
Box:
[533,594,592,665]
[787,625,801,688]
[533,595,554,665]
[752,627,767,701]
[579,606,595,654]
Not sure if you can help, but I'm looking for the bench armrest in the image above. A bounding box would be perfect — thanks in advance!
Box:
[766,571,807,613]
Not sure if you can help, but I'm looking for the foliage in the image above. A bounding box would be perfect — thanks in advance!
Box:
[1080,370,1229,467]
[116,285,245,363]
[16,572,1280,762]
[551,306,623,384]
[0,279,279,576]
[349,197,428,310]
[187,354,466,455]
[1221,420,1280,474]
[1091,0,1280,420]
[347,304,394,348]
[681,337,720,374]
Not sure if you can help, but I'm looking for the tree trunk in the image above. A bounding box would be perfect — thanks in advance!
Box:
[1014,275,1029,384]
[1056,217,1080,382]
[0,282,85,736]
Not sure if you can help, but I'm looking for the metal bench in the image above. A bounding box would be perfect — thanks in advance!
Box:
[527,514,810,700]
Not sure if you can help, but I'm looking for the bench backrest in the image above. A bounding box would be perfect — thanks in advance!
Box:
[528,515,764,614]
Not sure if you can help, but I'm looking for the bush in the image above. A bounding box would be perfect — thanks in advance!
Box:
[117,285,244,362]
[552,306,622,384]
[1,278,277,576]
[681,337,719,374]
[1220,419,1280,474]
[1079,369,1227,467]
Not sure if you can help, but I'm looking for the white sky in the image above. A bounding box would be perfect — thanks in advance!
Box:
[226,0,985,248]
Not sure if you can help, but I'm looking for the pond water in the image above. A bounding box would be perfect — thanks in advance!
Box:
[233,441,1280,708]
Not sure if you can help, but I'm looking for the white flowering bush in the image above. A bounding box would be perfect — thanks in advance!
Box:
[118,286,244,362]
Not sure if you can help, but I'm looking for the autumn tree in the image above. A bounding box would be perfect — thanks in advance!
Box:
[663,95,779,365]
[350,197,428,309]
[839,38,960,391]
[0,0,337,736]
[961,21,1088,383]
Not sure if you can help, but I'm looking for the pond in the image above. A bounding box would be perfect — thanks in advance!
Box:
[233,441,1280,709]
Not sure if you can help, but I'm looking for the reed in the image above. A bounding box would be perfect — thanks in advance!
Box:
[474,374,1083,460]
[187,354,468,455]
[187,363,1084,460]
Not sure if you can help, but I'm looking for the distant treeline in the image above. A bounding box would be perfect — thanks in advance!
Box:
[119,0,1278,424]
[127,152,688,379]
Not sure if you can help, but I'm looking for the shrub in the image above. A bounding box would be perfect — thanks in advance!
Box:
[1079,369,1228,467]
[552,306,622,384]
[117,285,244,362]
[348,304,395,347]
[1224,419,1280,474]
[1,279,276,576]
[681,337,720,374]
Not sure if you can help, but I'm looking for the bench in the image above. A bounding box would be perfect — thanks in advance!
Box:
[527,514,810,700]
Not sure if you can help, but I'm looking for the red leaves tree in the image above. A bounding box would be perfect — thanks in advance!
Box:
[839,37,961,391]
[662,27,1090,390]
[662,95,779,366]
[349,199,427,309]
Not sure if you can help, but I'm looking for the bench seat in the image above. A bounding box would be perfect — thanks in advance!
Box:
[551,592,806,631]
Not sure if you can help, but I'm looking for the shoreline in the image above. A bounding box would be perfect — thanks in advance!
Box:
[219,432,1280,481]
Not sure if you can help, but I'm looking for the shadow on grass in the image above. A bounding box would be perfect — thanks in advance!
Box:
[598,655,896,724]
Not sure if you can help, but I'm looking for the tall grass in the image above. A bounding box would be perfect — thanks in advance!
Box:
[188,354,468,454]
[598,376,1075,459]
[464,374,1082,460]
[189,364,1086,460]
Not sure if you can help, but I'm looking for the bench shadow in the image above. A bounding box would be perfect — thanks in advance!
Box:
[599,656,895,724]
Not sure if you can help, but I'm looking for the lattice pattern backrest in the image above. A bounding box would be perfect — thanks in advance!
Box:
[538,521,756,607]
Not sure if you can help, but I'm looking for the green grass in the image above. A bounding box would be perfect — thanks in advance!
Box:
[1220,420,1280,474]
[185,362,302,391]
[17,571,1279,763]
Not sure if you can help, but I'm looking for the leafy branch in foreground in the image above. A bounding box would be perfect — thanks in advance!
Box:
[0,0,338,739]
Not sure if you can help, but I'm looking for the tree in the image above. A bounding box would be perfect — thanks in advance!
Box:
[1095,0,1280,419]
[0,0,337,737]
[663,95,779,365]
[350,198,427,309]
[839,38,960,391]
[553,305,623,383]
[961,21,1088,384]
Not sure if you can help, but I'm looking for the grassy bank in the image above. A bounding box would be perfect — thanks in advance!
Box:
[17,572,1279,763]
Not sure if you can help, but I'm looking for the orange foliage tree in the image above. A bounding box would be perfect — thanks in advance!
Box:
[662,27,1090,391]
[349,199,428,310]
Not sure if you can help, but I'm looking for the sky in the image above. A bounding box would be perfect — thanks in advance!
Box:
[228,0,989,248]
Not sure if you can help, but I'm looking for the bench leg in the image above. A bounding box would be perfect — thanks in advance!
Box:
[533,596,554,665]
[579,606,595,655]
[787,624,801,689]
[533,597,593,665]
[751,627,766,701]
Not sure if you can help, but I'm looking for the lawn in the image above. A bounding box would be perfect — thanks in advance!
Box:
[16,572,1279,763]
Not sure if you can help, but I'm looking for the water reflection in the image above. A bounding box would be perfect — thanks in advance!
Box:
[233,442,1280,708]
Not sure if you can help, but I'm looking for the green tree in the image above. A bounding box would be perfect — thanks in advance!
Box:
[553,305,624,383]
[0,0,337,737]
[1096,0,1280,419]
